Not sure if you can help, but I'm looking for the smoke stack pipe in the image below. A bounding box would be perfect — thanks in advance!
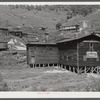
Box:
[45,32,49,42]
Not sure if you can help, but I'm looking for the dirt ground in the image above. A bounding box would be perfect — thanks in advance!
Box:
[0,63,99,92]
[0,51,100,91]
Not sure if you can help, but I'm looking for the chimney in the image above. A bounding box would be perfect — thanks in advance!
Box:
[45,32,49,42]
[83,20,88,28]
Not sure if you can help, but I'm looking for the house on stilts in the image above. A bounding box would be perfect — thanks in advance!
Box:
[26,24,100,74]
[57,32,100,74]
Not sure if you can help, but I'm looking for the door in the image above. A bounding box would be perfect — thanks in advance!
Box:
[30,56,35,64]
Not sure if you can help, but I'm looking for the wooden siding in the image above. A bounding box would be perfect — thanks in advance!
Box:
[0,43,8,50]
[58,42,77,66]
[27,44,59,64]
[58,35,100,67]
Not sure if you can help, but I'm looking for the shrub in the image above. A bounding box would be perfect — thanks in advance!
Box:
[56,22,62,30]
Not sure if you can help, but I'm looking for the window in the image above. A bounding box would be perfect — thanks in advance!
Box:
[31,56,35,64]
[80,42,84,46]
[89,43,94,51]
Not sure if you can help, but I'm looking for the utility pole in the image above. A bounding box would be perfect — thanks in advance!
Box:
[77,42,79,74]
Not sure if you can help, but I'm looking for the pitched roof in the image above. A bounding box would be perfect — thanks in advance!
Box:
[56,32,100,43]
[27,41,56,45]
[0,27,8,30]
[9,30,22,33]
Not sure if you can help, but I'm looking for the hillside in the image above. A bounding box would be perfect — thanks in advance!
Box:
[0,5,100,45]
[0,5,67,33]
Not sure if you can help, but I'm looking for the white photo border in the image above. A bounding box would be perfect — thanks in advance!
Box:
[0,1,100,98]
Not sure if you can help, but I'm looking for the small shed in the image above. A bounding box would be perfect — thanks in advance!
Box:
[0,35,9,51]
[57,33,100,73]
[8,30,23,38]
[0,27,9,36]
[26,41,59,67]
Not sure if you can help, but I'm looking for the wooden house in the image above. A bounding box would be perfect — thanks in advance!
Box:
[26,32,100,74]
[0,27,9,36]
[0,35,9,51]
[8,30,23,38]
[57,33,100,74]
[60,25,79,31]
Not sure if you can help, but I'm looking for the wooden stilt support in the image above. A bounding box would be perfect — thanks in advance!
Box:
[59,64,60,67]
[84,66,87,74]
[77,66,80,74]
[69,66,71,71]
[93,67,97,73]
[30,64,32,68]
[73,67,75,73]
[58,64,59,67]
[97,66,99,74]
[80,66,84,73]
[77,42,79,74]
[65,66,67,69]
[91,66,93,73]
[79,67,82,74]
[49,64,50,67]
[98,66,100,74]
[52,64,54,67]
